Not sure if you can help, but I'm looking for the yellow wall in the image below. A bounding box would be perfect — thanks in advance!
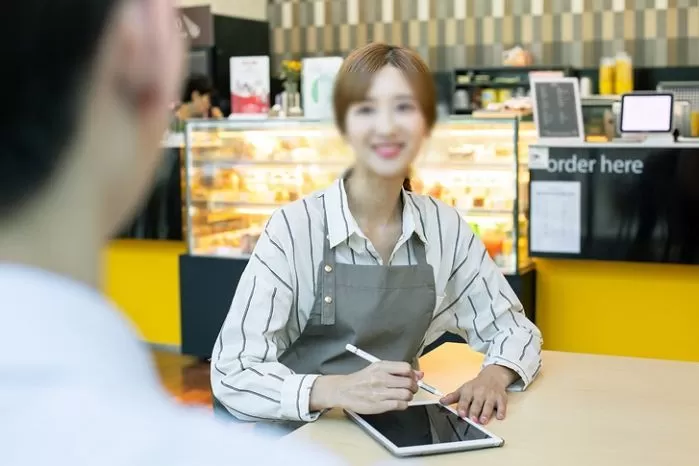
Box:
[104,240,185,346]
[535,259,699,362]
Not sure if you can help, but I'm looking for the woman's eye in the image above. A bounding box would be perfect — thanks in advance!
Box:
[356,106,374,115]
[397,102,416,112]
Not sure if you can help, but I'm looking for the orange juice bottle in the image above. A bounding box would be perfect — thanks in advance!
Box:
[599,57,615,95]
[692,111,699,137]
[614,51,634,94]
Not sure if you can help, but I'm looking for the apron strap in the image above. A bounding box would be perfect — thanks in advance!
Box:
[320,203,337,325]
[411,235,428,266]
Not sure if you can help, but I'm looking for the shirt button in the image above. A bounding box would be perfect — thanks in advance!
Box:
[324,265,333,273]
[324,296,333,304]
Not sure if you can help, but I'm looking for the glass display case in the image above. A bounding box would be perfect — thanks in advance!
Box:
[183,117,535,275]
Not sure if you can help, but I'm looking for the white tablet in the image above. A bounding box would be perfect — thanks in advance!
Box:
[344,400,504,457]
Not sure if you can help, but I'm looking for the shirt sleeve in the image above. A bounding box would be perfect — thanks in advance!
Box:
[211,212,322,422]
[441,217,543,390]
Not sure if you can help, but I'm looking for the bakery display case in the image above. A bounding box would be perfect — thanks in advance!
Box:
[182,117,535,275]
[180,117,537,359]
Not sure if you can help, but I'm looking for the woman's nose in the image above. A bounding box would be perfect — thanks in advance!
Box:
[375,108,396,135]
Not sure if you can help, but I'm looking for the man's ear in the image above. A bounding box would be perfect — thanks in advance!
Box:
[109,0,184,114]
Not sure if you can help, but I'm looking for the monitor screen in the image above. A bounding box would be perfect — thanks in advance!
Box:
[620,94,674,133]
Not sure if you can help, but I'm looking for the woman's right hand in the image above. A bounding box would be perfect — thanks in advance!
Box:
[310,362,422,414]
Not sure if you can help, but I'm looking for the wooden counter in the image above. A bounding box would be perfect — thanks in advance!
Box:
[281,343,699,465]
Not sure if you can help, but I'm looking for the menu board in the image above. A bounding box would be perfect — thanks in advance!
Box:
[531,77,584,142]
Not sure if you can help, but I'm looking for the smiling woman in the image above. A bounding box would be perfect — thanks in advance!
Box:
[333,44,437,191]
[211,43,542,427]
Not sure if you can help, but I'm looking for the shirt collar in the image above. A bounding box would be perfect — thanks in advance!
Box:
[318,177,427,248]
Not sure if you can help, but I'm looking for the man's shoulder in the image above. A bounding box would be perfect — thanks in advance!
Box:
[0,264,158,388]
[0,264,117,319]
[0,264,137,340]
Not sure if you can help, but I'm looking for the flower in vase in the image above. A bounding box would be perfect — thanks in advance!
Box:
[279,59,302,84]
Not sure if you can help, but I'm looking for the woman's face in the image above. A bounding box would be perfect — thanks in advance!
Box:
[344,65,428,179]
[191,91,211,115]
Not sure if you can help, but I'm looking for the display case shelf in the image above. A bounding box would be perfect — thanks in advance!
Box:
[183,117,535,275]
[190,158,521,171]
[190,200,517,217]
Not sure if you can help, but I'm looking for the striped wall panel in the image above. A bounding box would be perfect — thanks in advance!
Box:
[268,0,699,71]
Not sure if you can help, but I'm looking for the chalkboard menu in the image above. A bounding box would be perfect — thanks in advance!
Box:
[531,78,584,141]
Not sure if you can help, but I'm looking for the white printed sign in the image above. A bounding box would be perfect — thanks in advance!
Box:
[530,181,581,254]
[302,57,343,119]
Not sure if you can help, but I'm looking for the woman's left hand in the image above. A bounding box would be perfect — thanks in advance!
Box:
[439,365,518,425]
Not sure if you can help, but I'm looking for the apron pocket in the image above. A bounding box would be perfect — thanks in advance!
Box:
[300,314,330,336]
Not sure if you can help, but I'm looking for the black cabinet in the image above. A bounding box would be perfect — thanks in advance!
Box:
[118,148,183,241]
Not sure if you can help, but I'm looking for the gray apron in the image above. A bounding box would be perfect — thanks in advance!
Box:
[279,215,436,374]
[214,214,437,428]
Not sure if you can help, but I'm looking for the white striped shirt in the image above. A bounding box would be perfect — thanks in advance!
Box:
[212,178,543,422]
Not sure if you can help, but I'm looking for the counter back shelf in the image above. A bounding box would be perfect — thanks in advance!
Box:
[452,66,576,114]
[180,117,537,359]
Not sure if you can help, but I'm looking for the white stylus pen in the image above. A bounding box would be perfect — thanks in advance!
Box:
[345,343,444,397]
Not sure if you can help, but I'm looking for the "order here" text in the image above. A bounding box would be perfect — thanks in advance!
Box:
[547,153,644,174]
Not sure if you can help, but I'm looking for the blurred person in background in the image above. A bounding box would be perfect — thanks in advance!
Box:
[0,1,340,465]
[176,73,224,120]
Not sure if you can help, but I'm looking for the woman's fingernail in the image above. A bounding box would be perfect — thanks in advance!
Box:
[459,410,466,418]
[480,416,488,424]
[471,416,478,422]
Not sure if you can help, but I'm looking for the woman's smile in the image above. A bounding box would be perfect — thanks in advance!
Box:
[371,142,405,159]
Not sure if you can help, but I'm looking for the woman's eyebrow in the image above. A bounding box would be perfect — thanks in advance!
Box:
[364,93,415,102]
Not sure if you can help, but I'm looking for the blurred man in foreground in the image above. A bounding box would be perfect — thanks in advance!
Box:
[0,1,341,464]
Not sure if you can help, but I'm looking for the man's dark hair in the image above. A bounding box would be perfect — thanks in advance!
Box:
[0,1,120,217]
[181,74,214,103]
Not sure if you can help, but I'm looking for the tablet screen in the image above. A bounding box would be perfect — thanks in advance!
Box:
[355,404,492,448]
[620,94,673,132]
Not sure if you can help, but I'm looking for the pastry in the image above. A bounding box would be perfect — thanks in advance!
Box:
[447,144,477,159]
